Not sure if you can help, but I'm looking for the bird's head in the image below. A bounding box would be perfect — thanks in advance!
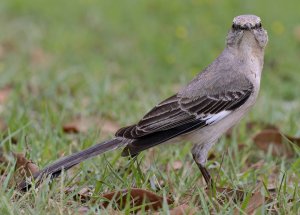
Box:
[226,15,268,50]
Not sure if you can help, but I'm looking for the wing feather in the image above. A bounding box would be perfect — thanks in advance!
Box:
[116,84,253,139]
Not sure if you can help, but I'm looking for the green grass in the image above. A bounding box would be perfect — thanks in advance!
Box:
[0,0,300,214]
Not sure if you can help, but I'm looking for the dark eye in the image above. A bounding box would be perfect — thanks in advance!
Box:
[232,23,242,30]
[255,23,262,28]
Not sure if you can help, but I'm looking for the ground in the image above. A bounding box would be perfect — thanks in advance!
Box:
[0,0,299,214]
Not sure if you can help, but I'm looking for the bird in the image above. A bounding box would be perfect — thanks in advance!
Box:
[19,14,268,191]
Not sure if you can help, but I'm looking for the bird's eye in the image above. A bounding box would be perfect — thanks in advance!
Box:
[232,24,242,31]
[254,23,262,29]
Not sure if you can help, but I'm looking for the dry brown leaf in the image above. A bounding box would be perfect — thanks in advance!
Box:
[253,129,300,157]
[0,151,39,176]
[13,153,39,177]
[62,116,119,136]
[63,118,89,133]
[0,85,12,105]
[0,151,39,186]
[100,188,173,211]
[169,204,197,215]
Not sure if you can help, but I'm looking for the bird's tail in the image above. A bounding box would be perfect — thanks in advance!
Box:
[19,138,123,191]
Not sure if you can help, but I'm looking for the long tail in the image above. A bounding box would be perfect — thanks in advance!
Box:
[19,138,123,191]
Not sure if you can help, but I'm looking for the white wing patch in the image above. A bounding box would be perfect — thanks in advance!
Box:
[201,110,231,125]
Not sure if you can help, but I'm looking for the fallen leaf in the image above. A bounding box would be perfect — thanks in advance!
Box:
[0,151,39,176]
[62,116,96,133]
[62,118,88,133]
[0,151,39,187]
[63,116,119,136]
[13,153,39,177]
[169,204,197,215]
[253,129,300,157]
[100,188,173,211]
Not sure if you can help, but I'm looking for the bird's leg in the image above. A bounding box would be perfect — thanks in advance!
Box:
[192,143,215,189]
[193,156,212,187]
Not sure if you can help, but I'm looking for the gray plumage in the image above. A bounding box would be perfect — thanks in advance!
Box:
[19,14,268,191]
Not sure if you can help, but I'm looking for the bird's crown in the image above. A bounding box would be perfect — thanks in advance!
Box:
[232,15,262,30]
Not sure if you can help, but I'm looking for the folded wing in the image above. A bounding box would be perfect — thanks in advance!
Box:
[116,74,253,156]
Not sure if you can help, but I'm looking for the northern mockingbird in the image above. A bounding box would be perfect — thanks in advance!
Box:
[20,14,268,190]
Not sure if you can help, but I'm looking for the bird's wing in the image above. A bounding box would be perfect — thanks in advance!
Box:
[116,73,253,140]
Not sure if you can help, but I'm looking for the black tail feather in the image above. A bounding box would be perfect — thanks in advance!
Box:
[19,138,123,191]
